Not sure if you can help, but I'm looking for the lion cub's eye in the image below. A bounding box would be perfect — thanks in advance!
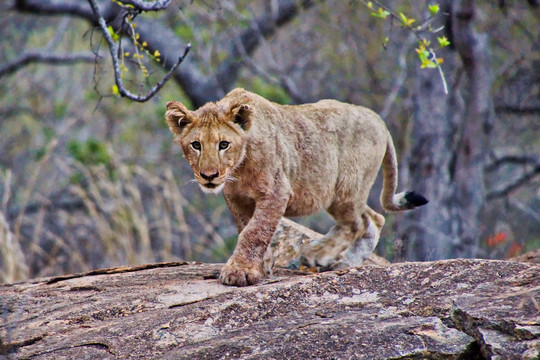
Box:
[219,141,230,150]
[191,141,201,151]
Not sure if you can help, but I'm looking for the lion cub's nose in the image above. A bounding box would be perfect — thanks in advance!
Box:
[200,170,219,181]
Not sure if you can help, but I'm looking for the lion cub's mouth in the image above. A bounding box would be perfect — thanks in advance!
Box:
[199,181,225,194]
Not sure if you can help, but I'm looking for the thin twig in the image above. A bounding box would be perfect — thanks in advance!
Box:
[87,0,191,102]
[232,32,308,104]
[509,198,540,223]
[380,33,415,119]
[428,47,448,94]
[45,18,71,51]
[225,2,310,104]
[358,0,449,94]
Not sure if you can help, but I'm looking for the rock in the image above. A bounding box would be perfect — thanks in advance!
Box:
[511,249,540,264]
[1,219,538,359]
[1,258,539,359]
[451,262,540,359]
[265,218,390,270]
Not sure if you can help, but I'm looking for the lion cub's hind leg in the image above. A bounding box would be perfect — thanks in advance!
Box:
[331,207,384,270]
[299,202,369,269]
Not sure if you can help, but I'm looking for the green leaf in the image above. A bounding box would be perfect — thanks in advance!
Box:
[417,50,428,64]
[112,84,120,96]
[107,25,119,42]
[371,7,390,19]
[399,12,416,27]
[437,36,451,47]
[428,4,440,16]
[416,44,437,69]
[422,60,438,69]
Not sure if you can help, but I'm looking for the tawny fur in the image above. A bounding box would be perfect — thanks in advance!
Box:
[165,88,427,286]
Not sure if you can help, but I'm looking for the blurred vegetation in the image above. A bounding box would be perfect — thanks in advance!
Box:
[0,1,539,283]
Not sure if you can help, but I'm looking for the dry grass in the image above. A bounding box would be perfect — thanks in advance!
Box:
[0,211,30,284]
[1,153,234,283]
[1,171,29,283]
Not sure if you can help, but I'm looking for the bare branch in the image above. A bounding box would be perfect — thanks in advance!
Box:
[115,0,171,12]
[0,51,98,78]
[230,23,309,104]
[12,0,315,107]
[87,0,190,102]
[14,0,100,18]
[495,105,540,115]
[486,162,540,200]
[486,154,539,172]
[215,0,316,96]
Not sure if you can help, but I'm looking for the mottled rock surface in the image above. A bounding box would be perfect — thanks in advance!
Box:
[1,259,539,359]
[1,220,539,359]
[512,249,540,264]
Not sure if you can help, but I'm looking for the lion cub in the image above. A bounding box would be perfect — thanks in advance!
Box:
[166,88,427,286]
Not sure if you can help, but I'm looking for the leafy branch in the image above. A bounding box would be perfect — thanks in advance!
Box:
[111,0,171,12]
[87,0,190,102]
[360,1,451,94]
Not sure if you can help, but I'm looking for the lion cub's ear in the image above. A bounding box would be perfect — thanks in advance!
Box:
[165,101,192,135]
[228,103,252,131]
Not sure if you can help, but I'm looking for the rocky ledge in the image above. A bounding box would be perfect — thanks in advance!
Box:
[1,258,538,359]
[1,221,539,359]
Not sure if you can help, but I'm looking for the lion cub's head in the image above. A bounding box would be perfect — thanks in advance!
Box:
[165,99,252,194]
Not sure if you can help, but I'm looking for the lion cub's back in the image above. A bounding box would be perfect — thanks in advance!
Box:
[279,100,388,151]
[276,99,389,216]
[285,99,386,131]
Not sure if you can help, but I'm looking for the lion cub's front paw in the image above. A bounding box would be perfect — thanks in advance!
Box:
[219,258,265,287]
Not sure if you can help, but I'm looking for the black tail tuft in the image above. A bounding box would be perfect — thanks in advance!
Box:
[404,191,429,208]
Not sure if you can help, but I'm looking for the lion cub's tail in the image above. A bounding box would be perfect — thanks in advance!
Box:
[380,134,428,212]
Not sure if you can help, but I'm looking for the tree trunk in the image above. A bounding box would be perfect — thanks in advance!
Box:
[399,0,493,260]
[449,0,494,258]
[398,0,459,261]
